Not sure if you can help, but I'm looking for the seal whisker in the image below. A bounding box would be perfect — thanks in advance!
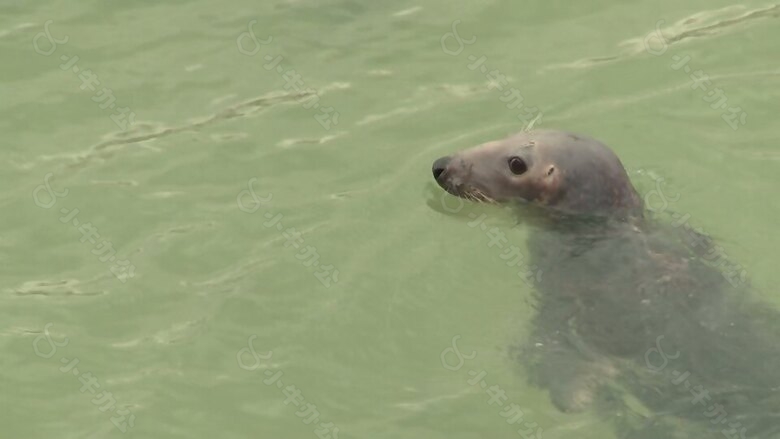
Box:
[470,188,496,204]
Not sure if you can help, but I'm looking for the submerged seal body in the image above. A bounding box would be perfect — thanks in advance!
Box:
[432,130,780,438]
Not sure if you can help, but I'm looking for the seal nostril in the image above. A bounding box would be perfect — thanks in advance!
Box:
[432,156,451,181]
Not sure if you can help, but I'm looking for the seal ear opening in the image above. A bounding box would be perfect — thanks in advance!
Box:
[546,165,555,176]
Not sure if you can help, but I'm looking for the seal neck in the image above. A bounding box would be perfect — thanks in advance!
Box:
[513,202,645,234]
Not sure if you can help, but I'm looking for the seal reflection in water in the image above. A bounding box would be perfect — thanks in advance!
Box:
[432,130,780,439]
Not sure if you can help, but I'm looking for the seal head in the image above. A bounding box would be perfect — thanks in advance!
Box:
[432,130,642,218]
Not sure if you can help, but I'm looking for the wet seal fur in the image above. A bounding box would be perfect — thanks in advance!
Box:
[432,129,780,438]
[432,130,642,217]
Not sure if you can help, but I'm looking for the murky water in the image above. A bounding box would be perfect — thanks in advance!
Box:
[1,1,779,437]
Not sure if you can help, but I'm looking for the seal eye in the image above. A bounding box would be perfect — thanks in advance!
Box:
[508,157,528,175]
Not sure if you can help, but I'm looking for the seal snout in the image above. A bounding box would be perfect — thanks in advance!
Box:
[432,156,451,185]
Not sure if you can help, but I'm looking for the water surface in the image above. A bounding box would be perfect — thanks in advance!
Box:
[1,1,779,437]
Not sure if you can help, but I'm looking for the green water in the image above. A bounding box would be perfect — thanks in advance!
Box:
[2,1,779,437]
